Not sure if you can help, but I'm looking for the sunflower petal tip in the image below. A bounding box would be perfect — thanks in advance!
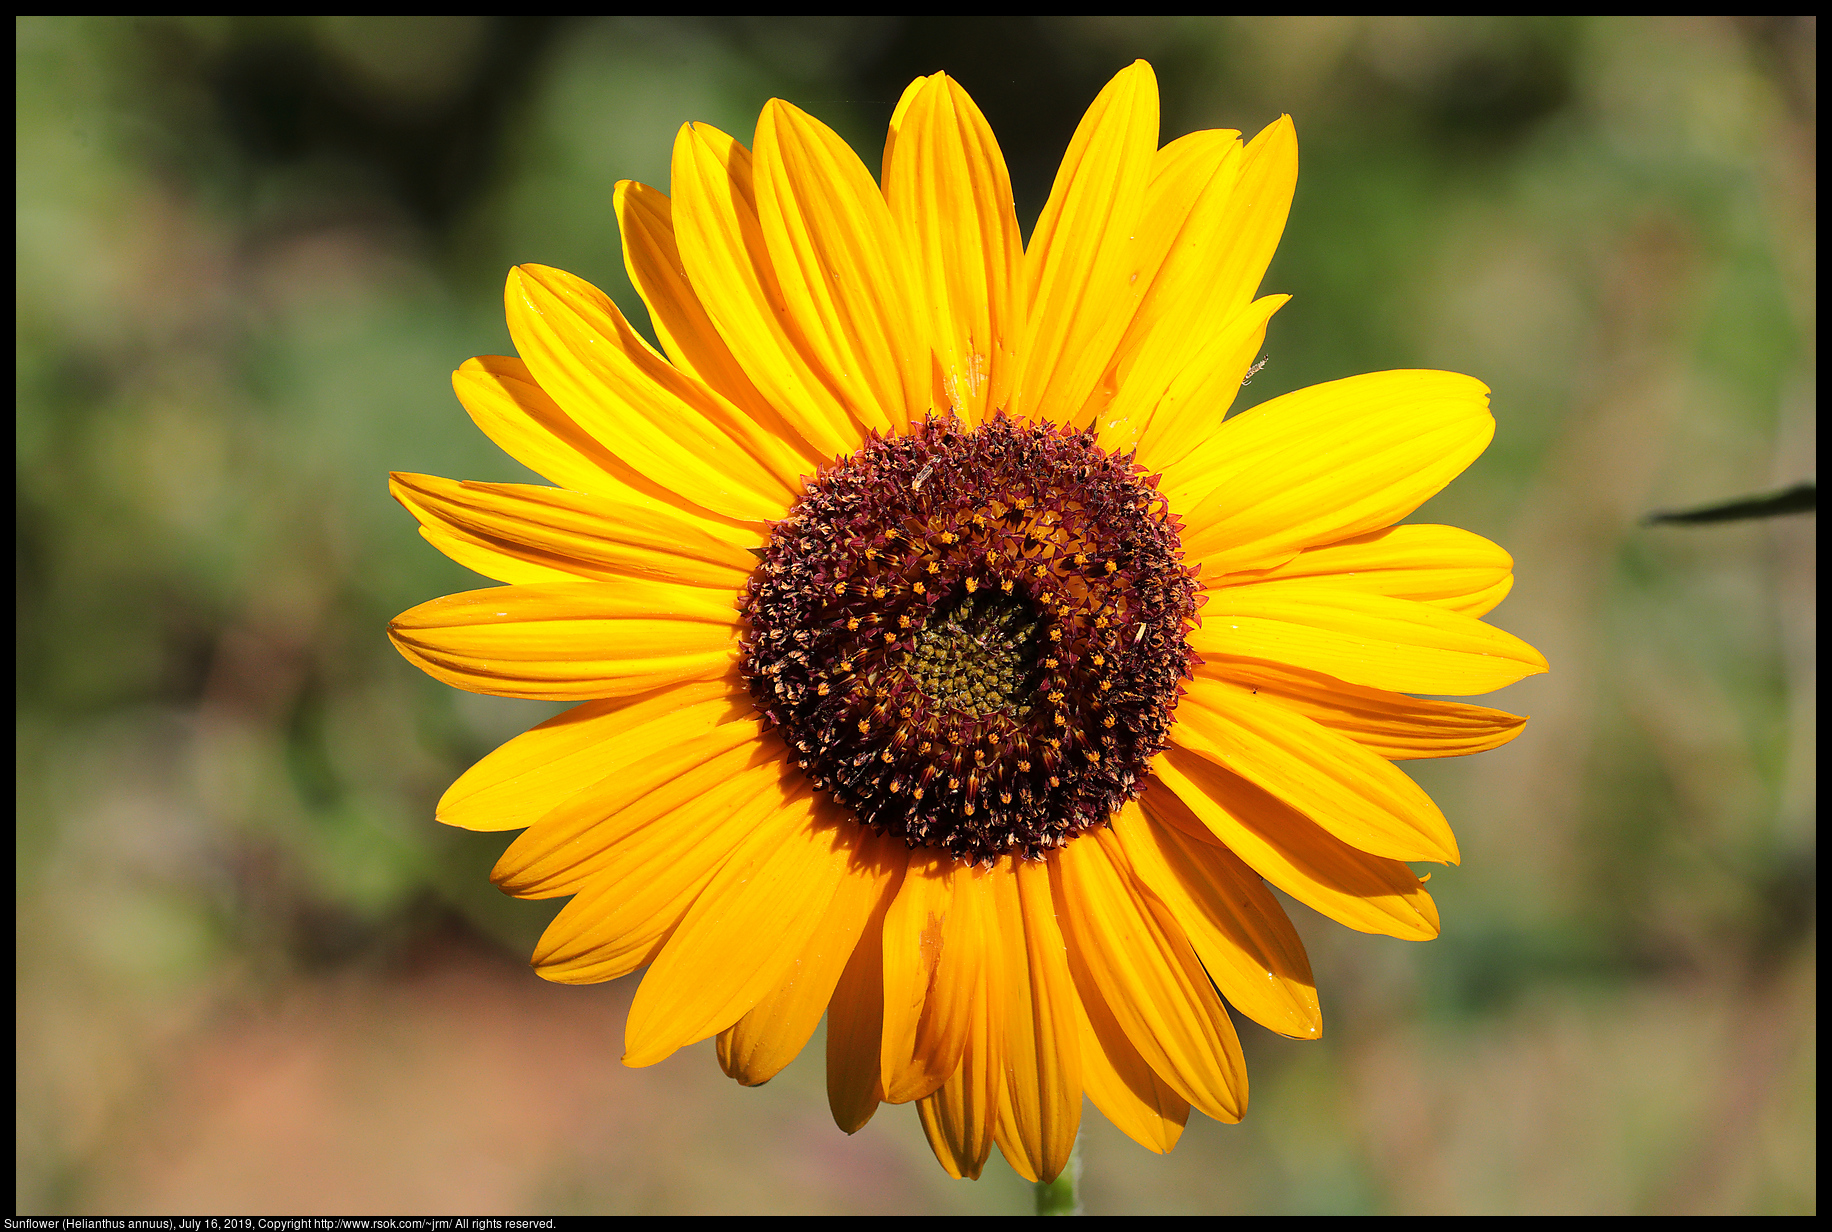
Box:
[620,1037,671,1069]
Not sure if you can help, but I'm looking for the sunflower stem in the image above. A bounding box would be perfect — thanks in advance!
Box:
[1034,1132,1082,1215]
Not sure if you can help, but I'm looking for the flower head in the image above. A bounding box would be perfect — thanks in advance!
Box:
[390,61,1547,1182]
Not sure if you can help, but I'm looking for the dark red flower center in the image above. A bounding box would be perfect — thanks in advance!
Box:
[739,414,1200,861]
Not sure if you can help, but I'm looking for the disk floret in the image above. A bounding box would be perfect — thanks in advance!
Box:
[739,414,1201,861]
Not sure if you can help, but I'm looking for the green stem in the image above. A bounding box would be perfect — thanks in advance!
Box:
[1033,1132,1083,1215]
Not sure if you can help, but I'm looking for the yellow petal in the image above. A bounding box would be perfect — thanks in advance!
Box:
[880,853,987,1104]
[1175,674,1460,863]
[1166,370,1496,575]
[388,579,739,701]
[453,355,704,507]
[1075,128,1241,432]
[504,264,799,522]
[986,858,1082,1184]
[1053,833,1247,1123]
[1142,129,1243,255]
[1221,523,1516,616]
[880,75,927,180]
[668,121,866,459]
[1216,113,1298,296]
[1192,578,1548,696]
[1148,126,1241,194]
[1072,958,1188,1153]
[755,99,930,437]
[827,875,894,1134]
[438,674,745,832]
[1101,293,1285,461]
[878,850,951,1103]
[883,73,1025,427]
[1108,801,1319,1039]
[412,521,574,586]
[624,797,884,1066]
[1149,755,1440,940]
[529,753,804,984]
[532,876,693,987]
[390,472,758,590]
[717,823,906,1086]
[1012,60,1159,426]
[993,1080,1039,1184]
[1085,125,1253,437]
[914,952,1001,1181]
[449,357,788,569]
[615,179,825,470]
[1208,659,1528,761]
[1082,116,1293,440]
[489,716,772,899]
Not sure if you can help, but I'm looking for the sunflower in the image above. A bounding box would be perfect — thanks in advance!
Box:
[388,60,1546,1184]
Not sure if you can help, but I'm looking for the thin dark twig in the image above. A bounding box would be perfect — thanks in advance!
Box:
[1644,481,1816,525]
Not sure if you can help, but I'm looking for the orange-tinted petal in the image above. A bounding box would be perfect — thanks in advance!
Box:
[489,715,771,900]
[914,953,1001,1181]
[624,796,877,1066]
[987,858,1082,1184]
[1053,834,1247,1123]
[1207,659,1528,761]
[1012,60,1158,426]
[827,880,894,1134]
[883,73,1025,426]
[529,750,805,984]
[390,472,757,590]
[1072,959,1189,1153]
[1175,674,1459,863]
[388,579,739,702]
[1149,755,1440,940]
[1109,801,1320,1040]
[880,853,987,1104]
[1192,578,1548,696]
[717,826,906,1086]
[1166,370,1495,575]
[993,1079,1039,1184]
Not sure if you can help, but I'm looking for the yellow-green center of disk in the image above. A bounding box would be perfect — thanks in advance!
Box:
[906,590,1044,719]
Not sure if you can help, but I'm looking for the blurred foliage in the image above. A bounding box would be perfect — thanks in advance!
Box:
[15,15,1815,1215]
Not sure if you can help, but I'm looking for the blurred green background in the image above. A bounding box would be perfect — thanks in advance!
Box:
[15,16,1815,1215]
